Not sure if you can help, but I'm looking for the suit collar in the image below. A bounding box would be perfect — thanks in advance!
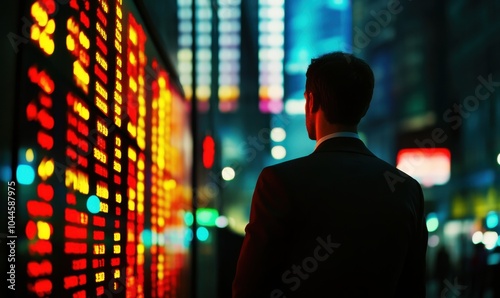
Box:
[313,137,375,157]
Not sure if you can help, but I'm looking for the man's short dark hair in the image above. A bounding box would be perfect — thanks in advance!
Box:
[305,51,374,125]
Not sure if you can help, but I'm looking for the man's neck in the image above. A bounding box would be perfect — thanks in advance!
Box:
[316,122,358,140]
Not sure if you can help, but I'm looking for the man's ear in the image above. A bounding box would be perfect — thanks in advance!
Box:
[307,92,320,113]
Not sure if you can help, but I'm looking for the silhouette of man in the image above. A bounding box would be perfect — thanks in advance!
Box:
[232,51,428,298]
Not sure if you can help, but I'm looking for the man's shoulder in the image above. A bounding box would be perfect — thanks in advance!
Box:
[262,155,312,172]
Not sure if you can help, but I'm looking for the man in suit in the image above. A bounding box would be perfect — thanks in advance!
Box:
[232,52,428,297]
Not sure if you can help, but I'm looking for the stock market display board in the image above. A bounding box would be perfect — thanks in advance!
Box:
[10,0,193,297]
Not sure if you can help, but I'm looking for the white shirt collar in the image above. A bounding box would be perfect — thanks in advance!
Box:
[314,132,360,150]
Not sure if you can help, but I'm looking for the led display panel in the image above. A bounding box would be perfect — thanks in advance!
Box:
[14,0,192,297]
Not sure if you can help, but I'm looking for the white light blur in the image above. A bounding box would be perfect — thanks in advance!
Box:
[215,216,229,228]
[178,49,192,60]
[261,73,284,85]
[259,7,284,19]
[428,235,439,248]
[179,21,192,33]
[472,231,483,244]
[197,49,212,60]
[271,146,286,160]
[270,127,286,142]
[258,48,284,60]
[268,85,284,99]
[259,34,284,47]
[219,21,240,32]
[259,20,284,32]
[443,221,462,237]
[178,62,192,73]
[497,153,500,165]
[222,167,236,181]
[285,99,306,115]
[259,0,284,5]
[483,231,499,250]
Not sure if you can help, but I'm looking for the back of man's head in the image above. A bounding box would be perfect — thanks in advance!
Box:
[305,52,375,125]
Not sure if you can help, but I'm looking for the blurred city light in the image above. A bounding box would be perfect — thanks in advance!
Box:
[270,127,286,142]
[396,148,451,187]
[497,153,500,165]
[426,213,439,232]
[221,166,235,181]
[196,208,219,226]
[17,164,35,185]
[215,215,229,228]
[483,231,498,250]
[86,195,101,214]
[284,99,305,115]
[486,211,499,229]
[271,145,286,160]
[184,211,194,226]
[26,148,35,162]
[472,231,483,245]
[428,235,439,248]
[196,227,209,241]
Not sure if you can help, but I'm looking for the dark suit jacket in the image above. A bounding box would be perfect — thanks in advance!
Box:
[232,137,427,298]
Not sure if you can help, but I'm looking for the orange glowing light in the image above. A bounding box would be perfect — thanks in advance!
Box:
[96,36,108,55]
[93,244,105,255]
[37,183,54,201]
[79,31,90,49]
[91,232,104,243]
[28,66,55,94]
[113,160,121,172]
[97,6,107,26]
[72,259,87,270]
[27,200,53,218]
[67,129,78,145]
[96,181,109,199]
[93,215,106,227]
[28,240,52,255]
[37,221,52,240]
[26,220,37,240]
[98,0,109,13]
[38,109,54,130]
[114,245,121,254]
[26,102,37,121]
[95,80,108,99]
[31,24,41,41]
[96,22,107,40]
[79,10,90,28]
[77,120,89,136]
[64,225,87,239]
[95,272,105,282]
[29,278,52,297]
[97,286,104,296]
[93,147,108,164]
[31,2,48,27]
[95,51,108,71]
[95,96,108,115]
[66,193,76,205]
[93,258,105,269]
[69,0,78,9]
[27,260,52,277]
[99,202,109,213]
[64,242,87,254]
[39,93,52,108]
[40,0,56,14]
[65,208,87,225]
[37,131,53,150]
[64,275,80,289]
[73,60,90,90]
[65,168,90,194]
